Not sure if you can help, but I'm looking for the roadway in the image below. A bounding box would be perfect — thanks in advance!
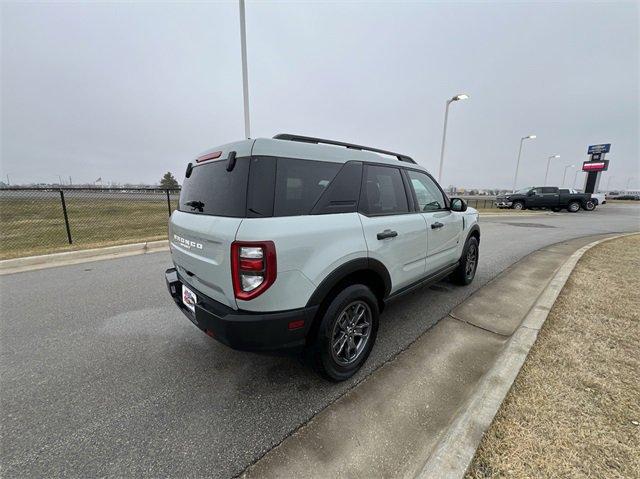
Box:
[1,204,638,477]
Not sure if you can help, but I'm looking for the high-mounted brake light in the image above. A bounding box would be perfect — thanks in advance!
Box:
[231,241,276,300]
[196,151,222,163]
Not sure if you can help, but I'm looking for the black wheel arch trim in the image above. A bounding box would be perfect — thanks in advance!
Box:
[465,224,481,244]
[306,257,392,308]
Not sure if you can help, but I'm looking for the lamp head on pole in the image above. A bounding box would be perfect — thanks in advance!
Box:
[524,135,537,140]
[549,154,560,159]
[450,93,470,102]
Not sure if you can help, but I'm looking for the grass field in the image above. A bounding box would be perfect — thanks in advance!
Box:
[467,234,640,478]
[0,195,178,259]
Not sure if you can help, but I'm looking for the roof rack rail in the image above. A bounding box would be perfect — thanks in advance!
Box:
[273,133,416,164]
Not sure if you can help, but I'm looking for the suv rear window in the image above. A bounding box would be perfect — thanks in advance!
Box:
[179,158,249,217]
[273,158,341,216]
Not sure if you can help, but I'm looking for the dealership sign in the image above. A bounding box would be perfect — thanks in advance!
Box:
[582,160,609,172]
[587,144,611,155]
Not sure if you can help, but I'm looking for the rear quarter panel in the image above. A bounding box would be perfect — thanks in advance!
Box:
[235,213,367,312]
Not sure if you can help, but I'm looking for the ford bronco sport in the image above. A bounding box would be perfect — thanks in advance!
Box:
[165,134,480,381]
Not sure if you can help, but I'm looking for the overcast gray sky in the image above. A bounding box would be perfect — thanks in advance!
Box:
[1,1,638,190]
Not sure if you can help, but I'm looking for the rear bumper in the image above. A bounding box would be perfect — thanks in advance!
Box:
[165,268,318,352]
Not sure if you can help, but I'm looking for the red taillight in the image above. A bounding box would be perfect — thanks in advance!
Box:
[239,258,263,270]
[231,241,277,301]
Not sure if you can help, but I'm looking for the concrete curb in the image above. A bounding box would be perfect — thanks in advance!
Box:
[416,232,636,479]
[0,240,169,275]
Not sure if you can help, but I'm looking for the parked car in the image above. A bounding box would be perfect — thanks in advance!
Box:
[568,189,605,205]
[165,134,480,380]
[588,192,606,206]
[495,186,595,212]
[606,190,640,200]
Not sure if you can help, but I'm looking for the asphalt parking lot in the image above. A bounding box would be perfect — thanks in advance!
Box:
[1,204,639,478]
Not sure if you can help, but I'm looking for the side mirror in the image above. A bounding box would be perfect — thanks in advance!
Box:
[527,190,534,196]
[450,198,467,212]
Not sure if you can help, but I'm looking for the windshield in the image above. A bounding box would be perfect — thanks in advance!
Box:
[514,187,533,194]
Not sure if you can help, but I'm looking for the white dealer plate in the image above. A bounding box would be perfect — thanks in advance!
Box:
[182,284,197,314]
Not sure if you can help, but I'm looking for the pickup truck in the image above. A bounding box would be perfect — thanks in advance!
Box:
[495,187,595,212]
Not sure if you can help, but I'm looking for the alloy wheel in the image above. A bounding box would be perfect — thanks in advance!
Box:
[466,243,478,278]
[330,301,372,366]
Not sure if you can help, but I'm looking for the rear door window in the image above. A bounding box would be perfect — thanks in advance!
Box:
[179,158,249,217]
[273,158,341,216]
[360,165,409,215]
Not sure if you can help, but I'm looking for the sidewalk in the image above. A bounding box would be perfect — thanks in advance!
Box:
[467,234,639,478]
[241,233,622,479]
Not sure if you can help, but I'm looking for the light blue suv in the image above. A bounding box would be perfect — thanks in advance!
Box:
[165,134,480,380]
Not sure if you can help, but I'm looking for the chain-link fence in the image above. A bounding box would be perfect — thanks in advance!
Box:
[0,187,180,259]
[0,187,501,260]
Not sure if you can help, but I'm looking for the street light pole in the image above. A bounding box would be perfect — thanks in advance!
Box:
[512,135,536,192]
[573,168,580,189]
[561,164,575,187]
[239,0,251,139]
[437,93,469,183]
[544,154,560,186]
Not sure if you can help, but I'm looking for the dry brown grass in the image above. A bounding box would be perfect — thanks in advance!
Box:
[607,199,640,204]
[467,234,640,479]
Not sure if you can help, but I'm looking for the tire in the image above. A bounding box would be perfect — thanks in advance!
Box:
[567,201,580,213]
[512,201,524,210]
[451,236,479,286]
[308,284,379,381]
[584,200,596,211]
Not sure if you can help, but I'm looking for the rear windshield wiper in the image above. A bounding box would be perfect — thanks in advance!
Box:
[185,200,204,212]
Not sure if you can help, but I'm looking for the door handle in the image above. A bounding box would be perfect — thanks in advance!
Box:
[377,229,398,240]
[431,222,444,230]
